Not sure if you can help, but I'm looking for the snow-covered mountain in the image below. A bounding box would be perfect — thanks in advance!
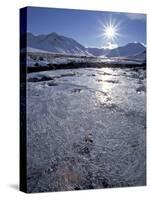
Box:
[107,42,146,58]
[22,32,146,60]
[128,50,146,61]
[26,32,91,56]
[87,43,146,58]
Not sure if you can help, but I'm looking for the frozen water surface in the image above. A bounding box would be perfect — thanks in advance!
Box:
[26,67,146,192]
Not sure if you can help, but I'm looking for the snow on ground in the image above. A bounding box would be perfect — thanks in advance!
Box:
[26,53,145,68]
[26,67,146,192]
[27,54,88,67]
[99,57,145,64]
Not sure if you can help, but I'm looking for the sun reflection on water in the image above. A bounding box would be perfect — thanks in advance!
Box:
[99,68,114,92]
[95,68,116,104]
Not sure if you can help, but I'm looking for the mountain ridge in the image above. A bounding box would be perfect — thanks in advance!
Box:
[26,32,91,56]
[107,42,145,57]
[23,32,146,58]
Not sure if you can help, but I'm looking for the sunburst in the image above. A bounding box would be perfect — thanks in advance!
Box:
[99,16,121,42]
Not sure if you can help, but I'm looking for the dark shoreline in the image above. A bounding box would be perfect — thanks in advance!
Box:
[26,62,146,73]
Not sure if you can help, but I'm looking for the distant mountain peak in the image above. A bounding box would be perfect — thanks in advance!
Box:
[125,42,144,47]
[47,32,59,37]
[25,32,91,56]
[107,42,146,57]
[50,32,57,35]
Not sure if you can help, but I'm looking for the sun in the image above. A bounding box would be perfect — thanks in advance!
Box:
[104,25,116,39]
[99,17,121,42]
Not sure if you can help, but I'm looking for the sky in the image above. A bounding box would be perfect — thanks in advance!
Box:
[26,7,146,49]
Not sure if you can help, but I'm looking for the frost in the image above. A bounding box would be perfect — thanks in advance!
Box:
[26,67,146,192]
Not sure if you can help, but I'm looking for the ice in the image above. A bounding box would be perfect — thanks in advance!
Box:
[26,67,146,192]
